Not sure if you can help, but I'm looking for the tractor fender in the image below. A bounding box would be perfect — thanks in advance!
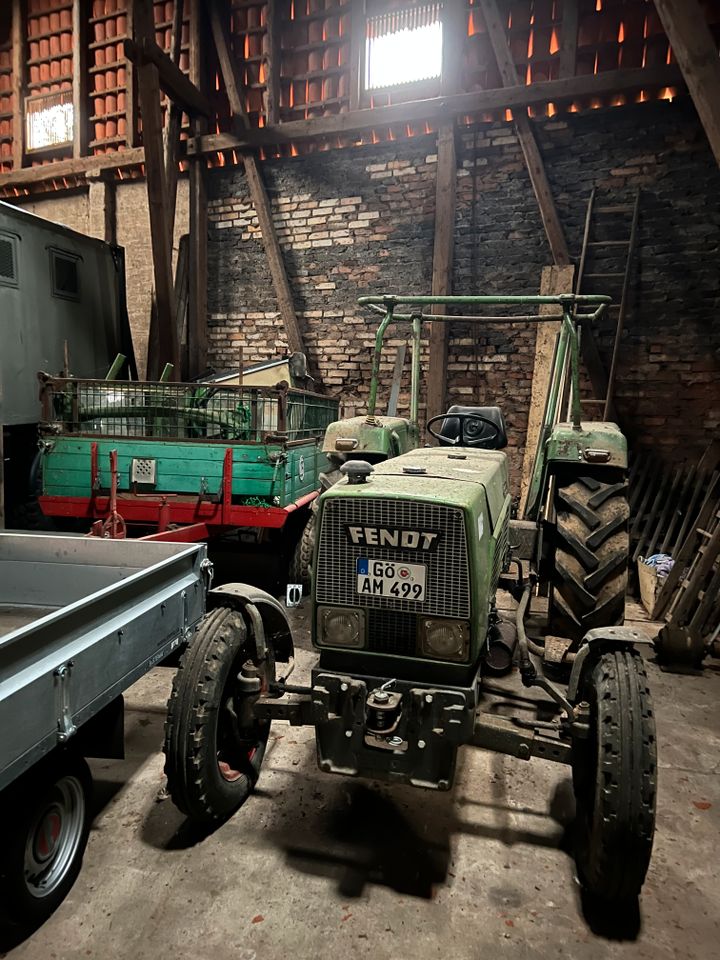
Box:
[567,626,651,703]
[207,583,294,663]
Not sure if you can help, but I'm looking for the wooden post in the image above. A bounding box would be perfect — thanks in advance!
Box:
[88,174,116,244]
[559,0,578,79]
[653,0,720,170]
[519,264,575,512]
[163,0,185,242]
[209,0,307,358]
[72,0,89,157]
[348,0,365,111]
[426,122,457,423]
[125,1,138,147]
[133,0,179,380]
[188,0,208,379]
[481,0,570,265]
[11,0,25,169]
[264,0,281,126]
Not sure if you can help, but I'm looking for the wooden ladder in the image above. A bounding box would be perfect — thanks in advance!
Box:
[574,187,641,423]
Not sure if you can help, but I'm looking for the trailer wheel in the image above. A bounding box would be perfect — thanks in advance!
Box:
[288,509,315,594]
[572,648,657,901]
[164,606,275,824]
[550,474,629,645]
[0,755,91,926]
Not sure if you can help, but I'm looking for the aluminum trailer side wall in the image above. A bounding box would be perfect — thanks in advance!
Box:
[0,534,207,793]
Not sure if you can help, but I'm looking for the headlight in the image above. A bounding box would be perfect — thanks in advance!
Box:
[317,606,366,648]
[419,618,470,662]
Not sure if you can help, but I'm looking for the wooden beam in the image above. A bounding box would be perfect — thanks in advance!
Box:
[87,174,116,244]
[264,0,281,126]
[653,0,720,169]
[441,0,467,96]
[482,0,570,265]
[124,37,213,117]
[348,0,365,110]
[427,123,457,423]
[163,0,185,242]
[133,0,179,379]
[125,1,138,146]
[187,65,682,154]
[209,0,306,357]
[187,0,207,379]
[11,0,24,169]
[0,147,147,190]
[559,0,578,79]
[72,0,89,157]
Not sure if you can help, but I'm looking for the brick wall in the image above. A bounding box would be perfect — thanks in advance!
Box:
[207,97,720,493]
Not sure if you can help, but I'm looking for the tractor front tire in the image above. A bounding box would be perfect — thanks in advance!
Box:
[289,509,316,595]
[550,474,629,645]
[572,648,657,901]
[164,607,274,824]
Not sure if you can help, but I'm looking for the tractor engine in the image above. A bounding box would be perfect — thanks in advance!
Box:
[309,446,512,788]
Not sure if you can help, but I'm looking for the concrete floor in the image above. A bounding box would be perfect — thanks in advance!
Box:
[2,601,719,960]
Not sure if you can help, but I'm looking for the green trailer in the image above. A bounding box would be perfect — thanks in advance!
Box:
[36,376,338,542]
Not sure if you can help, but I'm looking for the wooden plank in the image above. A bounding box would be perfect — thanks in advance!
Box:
[653,0,720,169]
[72,0,89,158]
[209,0,306,357]
[187,65,683,153]
[482,0,570,265]
[427,122,457,423]
[11,0,25,169]
[264,0,282,126]
[442,0,467,96]
[87,174,116,243]
[124,37,213,117]
[520,264,575,512]
[133,0,179,380]
[559,0,578,80]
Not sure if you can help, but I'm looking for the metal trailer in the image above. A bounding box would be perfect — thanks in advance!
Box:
[0,532,208,927]
[0,201,136,526]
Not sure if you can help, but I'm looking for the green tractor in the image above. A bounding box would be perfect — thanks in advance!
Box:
[164,294,656,903]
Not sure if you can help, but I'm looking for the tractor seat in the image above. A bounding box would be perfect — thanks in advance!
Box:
[436,405,508,450]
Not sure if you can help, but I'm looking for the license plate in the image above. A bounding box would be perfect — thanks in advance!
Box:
[356,558,426,601]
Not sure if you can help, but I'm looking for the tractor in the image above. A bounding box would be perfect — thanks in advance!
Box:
[164,294,656,903]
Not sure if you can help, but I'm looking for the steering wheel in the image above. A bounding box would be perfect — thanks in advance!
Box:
[426,412,501,448]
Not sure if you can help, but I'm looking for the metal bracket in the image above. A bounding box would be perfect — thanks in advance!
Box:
[54,661,77,742]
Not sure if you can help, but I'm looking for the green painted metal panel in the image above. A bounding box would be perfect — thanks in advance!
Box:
[42,437,330,505]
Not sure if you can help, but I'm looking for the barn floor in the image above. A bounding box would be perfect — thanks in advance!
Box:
[2,600,718,960]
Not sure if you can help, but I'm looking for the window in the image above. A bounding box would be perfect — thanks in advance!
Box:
[0,234,17,286]
[50,249,80,301]
[365,3,443,91]
[26,90,74,152]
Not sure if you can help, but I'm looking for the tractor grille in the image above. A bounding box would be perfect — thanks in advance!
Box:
[316,497,471,645]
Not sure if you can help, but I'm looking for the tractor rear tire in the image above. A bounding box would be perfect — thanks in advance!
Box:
[550,474,629,645]
[289,510,316,595]
[572,648,657,901]
[164,607,274,824]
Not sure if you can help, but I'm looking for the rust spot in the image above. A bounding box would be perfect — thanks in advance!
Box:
[693,800,712,811]
[251,915,265,924]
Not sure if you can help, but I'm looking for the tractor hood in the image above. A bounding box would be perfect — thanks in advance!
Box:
[324,447,509,529]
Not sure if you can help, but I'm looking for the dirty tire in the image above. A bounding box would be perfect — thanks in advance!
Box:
[164,607,274,824]
[550,475,629,644]
[572,648,657,901]
[289,510,315,594]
